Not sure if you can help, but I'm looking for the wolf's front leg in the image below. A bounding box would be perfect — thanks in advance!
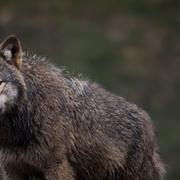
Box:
[44,159,75,180]
[1,169,23,180]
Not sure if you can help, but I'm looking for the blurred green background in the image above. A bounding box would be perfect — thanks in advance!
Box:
[0,0,179,179]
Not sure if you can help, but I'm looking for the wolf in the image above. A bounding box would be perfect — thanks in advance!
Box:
[0,35,165,180]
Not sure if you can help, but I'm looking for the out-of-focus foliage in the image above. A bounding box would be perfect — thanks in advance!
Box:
[0,0,180,179]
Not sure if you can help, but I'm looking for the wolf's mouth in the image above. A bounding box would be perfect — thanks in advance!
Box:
[0,81,7,94]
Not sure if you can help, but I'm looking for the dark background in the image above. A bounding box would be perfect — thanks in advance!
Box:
[0,0,180,179]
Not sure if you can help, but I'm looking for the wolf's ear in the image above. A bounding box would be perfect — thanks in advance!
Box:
[0,35,22,70]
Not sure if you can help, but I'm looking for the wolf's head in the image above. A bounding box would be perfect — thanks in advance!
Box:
[0,35,26,114]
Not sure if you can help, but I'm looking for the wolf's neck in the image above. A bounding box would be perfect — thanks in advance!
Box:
[0,104,37,149]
